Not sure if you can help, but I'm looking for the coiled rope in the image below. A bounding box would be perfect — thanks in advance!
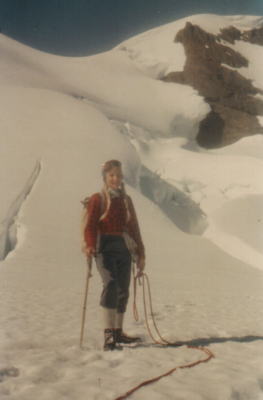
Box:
[114,270,215,400]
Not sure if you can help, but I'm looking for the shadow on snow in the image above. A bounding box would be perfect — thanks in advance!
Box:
[125,335,263,349]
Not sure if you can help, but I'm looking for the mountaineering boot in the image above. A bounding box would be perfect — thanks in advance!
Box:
[115,328,141,344]
[102,309,123,350]
[103,328,116,351]
[115,313,141,344]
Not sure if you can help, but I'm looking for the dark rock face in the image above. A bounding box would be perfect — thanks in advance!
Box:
[242,26,263,46]
[219,26,241,44]
[219,25,263,46]
[162,22,263,148]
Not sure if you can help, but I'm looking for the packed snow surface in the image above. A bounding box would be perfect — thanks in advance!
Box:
[1,13,263,400]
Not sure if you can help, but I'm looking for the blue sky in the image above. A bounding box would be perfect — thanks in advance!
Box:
[0,0,262,55]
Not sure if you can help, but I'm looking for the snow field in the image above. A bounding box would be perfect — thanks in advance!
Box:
[2,180,263,400]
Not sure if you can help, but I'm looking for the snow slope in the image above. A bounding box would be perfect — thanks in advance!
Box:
[0,33,208,139]
[1,13,263,400]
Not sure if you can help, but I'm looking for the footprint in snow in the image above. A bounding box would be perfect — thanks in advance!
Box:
[0,367,19,382]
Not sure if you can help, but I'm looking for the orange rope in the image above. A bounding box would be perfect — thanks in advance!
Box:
[114,271,215,400]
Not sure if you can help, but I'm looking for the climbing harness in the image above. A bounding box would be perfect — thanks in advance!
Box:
[113,266,215,400]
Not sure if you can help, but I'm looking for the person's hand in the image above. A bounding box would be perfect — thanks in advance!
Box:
[82,243,96,258]
[136,256,145,277]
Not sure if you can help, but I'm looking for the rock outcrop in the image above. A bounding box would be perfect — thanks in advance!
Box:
[162,22,263,148]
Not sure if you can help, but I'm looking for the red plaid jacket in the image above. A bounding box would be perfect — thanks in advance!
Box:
[84,193,145,258]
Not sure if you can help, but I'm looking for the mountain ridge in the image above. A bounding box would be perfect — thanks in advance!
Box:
[118,14,263,148]
[163,21,263,147]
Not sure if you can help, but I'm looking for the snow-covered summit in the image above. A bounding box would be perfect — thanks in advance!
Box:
[116,14,263,77]
[117,14,263,147]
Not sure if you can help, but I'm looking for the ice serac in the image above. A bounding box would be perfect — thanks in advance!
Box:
[0,161,41,261]
[163,22,263,148]
[140,166,207,234]
[110,120,208,234]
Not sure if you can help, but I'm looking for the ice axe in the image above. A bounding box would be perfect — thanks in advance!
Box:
[79,256,93,348]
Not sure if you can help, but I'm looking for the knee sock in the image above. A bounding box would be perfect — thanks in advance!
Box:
[102,307,116,330]
[115,312,124,329]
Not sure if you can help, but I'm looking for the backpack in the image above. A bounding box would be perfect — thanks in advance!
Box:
[80,192,106,248]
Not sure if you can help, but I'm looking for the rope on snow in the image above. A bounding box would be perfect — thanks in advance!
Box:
[114,271,215,400]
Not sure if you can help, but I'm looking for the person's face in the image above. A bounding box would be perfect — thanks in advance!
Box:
[105,167,123,190]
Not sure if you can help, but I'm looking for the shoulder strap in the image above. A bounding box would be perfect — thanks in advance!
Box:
[98,189,109,221]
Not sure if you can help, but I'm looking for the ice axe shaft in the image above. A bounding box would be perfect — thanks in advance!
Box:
[80,256,93,348]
